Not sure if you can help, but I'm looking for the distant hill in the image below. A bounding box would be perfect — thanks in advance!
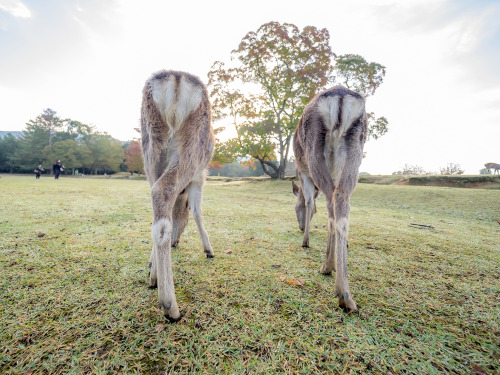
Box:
[0,131,23,139]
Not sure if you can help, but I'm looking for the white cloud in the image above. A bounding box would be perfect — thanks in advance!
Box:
[0,0,31,18]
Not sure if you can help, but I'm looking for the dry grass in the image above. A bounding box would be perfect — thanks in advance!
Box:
[0,175,498,374]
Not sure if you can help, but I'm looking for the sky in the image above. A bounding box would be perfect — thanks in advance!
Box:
[0,0,499,175]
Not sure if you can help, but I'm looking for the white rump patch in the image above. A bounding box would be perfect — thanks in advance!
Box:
[152,77,176,128]
[317,96,340,131]
[176,77,203,128]
[319,94,364,182]
[341,95,365,136]
[151,75,203,134]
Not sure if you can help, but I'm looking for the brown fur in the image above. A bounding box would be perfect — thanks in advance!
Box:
[141,70,215,321]
[293,86,367,312]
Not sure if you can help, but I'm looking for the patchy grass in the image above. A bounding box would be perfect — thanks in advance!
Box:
[0,175,498,374]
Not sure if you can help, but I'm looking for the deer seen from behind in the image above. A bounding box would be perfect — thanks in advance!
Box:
[141,70,215,322]
[293,86,367,312]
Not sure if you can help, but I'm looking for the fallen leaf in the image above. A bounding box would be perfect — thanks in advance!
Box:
[280,275,305,287]
[271,264,281,268]
[223,249,232,254]
[37,232,45,237]
[155,324,165,333]
[60,228,67,231]
[471,364,487,374]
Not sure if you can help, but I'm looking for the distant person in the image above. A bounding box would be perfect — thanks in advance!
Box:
[53,159,64,179]
[34,164,44,179]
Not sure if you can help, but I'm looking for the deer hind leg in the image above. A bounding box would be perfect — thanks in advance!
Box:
[148,247,157,288]
[186,180,214,258]
[333,186,357,312]
[171,192,189,248]
[320,191,336,275]
[150,174,184,322]
[300,174,316,248]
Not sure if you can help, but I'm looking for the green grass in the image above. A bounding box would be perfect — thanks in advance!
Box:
[0,175,498,374]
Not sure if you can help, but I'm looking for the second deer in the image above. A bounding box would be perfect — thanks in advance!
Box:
[293,86,367,312]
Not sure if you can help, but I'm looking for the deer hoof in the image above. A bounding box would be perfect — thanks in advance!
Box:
[205,249,215,258]
[338,293,358,313]
[319,265,332,275]
[160,301,182,322]
[302,242,309,248]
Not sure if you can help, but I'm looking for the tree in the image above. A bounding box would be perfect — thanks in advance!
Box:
[42,139,92,175]
[53,120,94,143]
[335,54,388,140]
[84,133,124,174]
[0,133,21,173]
[209,22,387,179]
[209,22,335,179]
[11,109,65,171]
[123,141,143,174]
[26,108,64,147]
[440,163,464,175]
[401,164,426,175]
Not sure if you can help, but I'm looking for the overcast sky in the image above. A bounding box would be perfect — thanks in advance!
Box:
[0,0,499,174]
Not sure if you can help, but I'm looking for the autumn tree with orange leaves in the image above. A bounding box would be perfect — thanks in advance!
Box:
[208,22,387,179]
[124,141,143,175]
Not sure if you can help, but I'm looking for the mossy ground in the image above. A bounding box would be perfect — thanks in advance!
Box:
[0,175,498,374]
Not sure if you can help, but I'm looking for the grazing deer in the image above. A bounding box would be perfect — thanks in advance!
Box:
[141,70,215,322]
[484,163,500,174]
[292,86,367,312]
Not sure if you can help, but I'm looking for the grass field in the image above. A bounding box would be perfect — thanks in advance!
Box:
[0,175,498,374]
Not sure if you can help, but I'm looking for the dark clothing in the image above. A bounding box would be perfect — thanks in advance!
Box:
[53,162,62,179]
[35,167,43,179]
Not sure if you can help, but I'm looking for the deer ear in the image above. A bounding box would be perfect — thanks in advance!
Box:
[314,187,320,199]
[292,181,300,197]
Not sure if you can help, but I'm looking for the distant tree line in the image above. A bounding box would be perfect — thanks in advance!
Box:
[0,109,141,175]
[392,163,465,176]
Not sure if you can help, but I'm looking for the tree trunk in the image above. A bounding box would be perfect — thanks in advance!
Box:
[277,162,286,179]
[254,155,279,179]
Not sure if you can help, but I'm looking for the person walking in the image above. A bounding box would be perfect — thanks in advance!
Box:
[34,164,44,179]
[53,160,64,179]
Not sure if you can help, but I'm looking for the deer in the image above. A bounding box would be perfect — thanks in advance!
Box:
[484,163,500,174]
[141,70,215,322]
[292,86,367,312]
